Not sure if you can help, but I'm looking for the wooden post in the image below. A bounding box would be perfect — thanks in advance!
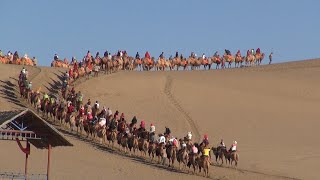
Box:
[25,140,30,180]
[47,143,51,180]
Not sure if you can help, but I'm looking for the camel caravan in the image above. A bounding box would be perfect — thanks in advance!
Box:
[0,50,37,66]
[49,48,267,77]
[18,66,240,177]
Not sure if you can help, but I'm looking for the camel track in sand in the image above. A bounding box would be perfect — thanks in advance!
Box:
[164,75,201,142]
[163,75,300,180]
[13,67,304,180]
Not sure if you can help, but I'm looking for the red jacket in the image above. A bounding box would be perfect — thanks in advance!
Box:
[145,52,150,59]
[256,48,261,54]
[68,105,74,113]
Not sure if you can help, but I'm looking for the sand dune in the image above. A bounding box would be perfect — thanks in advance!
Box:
[1,59,319,179]
[76,59,320,180]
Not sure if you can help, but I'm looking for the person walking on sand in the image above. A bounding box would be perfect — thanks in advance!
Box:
[269,52,273,64]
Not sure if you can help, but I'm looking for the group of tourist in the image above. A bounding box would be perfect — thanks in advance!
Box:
[18,64,239,175]
[0,50,37,65]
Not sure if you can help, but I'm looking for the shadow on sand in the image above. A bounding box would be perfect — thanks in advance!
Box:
[0,79,26,109]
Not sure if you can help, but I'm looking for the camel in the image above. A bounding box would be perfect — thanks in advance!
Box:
[222,149,239,166]
[127,133,139,155]
[51,60,69,68]
[255,53,265,65]
[223,53,235,68]
[211,147,225,165]
[107,129,117,147]
[177,147,189,170]
[197,156,210,177]
[187,153,199,174]
[134,58,143,71]
[211,56,221,69]
[119,133,129,153]
[142,57,154,71]
[156,143,166,165]
[246,54,256,66]
[66,112,76,131]
[166,144,177,167]
[148,142,156,161]
[235,56,245,68]
[96,125,107,144]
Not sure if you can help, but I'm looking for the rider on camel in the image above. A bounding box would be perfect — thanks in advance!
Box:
[86,51,91,60]
[192,144,198,154]
[225,49,231,56]
[27,82,32,91]
[69,68,73,78]
[164,126,171,137]
[43,93,49,101]
[202,134,209,147]
[120,113,125,121]
[67,103,75,114]
[54,54,59,61]
[175,52,179,58]
[139,120,146,131]
[159,52,164,59]
[79,105,85,116]
[104,50,109,58]
[145,51,151,59]
[95,52,100,59]
[85,99,91,110]
[169,136,178,147]
[180,54,184,60]
[229,141,238,152]
[109,116,117,131]
[70,87,75,96]
[218,139,226,150]
[135,52,140,59]
[247,50,251,57]
[236,50,241,57]
[202,53,206,60]
[158,133,166,145]
[186,131,192,141]
[251,49,255,56]
[150,123,155,133]
[256,48,261,55]
[94,101,100,110]
[87,111,93,122]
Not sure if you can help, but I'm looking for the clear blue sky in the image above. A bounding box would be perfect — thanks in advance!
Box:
[1,0,319,66]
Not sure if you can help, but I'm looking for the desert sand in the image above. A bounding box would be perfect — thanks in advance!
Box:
[1,59,319,180]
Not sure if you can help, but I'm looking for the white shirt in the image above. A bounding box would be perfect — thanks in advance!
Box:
[107,109,112,116]
[150,125,155,133]
[231,145,237,151]
[187,132,192,140]
[159,136,166,143]
[95,103,100,109]
[99,118,106,127]
[202,54,205,59]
